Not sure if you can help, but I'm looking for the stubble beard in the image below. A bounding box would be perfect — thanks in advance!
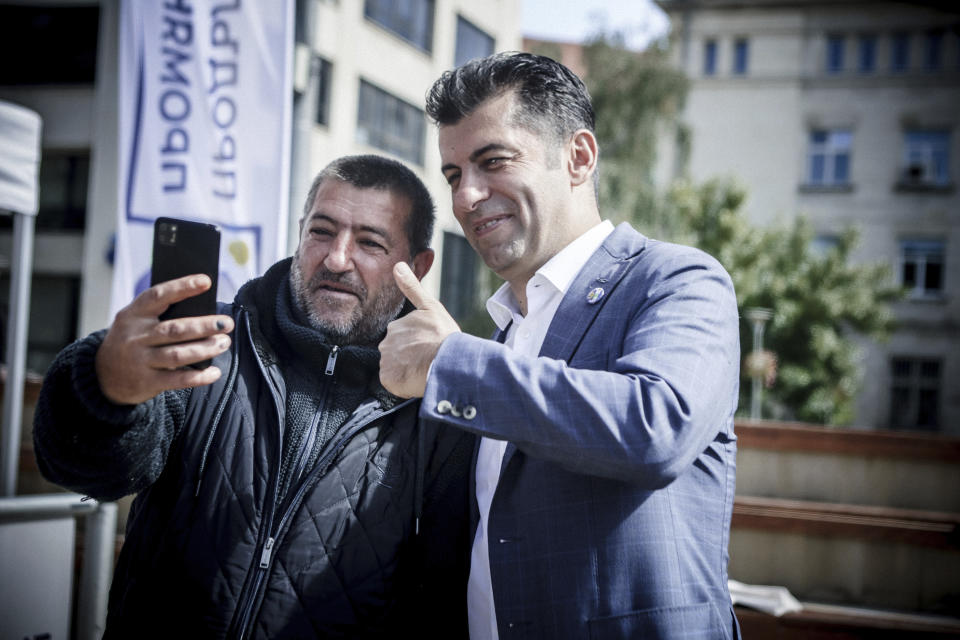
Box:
[289,257,405,346]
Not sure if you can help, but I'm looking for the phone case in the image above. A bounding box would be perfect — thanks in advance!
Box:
[150,217,221,368]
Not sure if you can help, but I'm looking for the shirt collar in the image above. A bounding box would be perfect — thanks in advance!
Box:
[486,220,615,330]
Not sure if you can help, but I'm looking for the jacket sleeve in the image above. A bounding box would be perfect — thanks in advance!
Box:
[32,330,189,501]
[421,247,740,489]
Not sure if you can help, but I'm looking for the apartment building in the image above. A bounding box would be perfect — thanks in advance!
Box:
[0,0,520,375]
[656,0,960,433]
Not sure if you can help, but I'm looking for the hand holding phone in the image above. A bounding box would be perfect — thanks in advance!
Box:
[95,217,231,405]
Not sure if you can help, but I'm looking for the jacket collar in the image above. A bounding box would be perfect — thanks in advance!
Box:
[537,222,647,361]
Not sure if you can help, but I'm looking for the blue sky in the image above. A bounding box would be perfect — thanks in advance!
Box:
[521,0,671,49]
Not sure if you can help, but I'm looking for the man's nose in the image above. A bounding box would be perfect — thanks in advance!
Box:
[453,170,489,214]
[322,234,353,273]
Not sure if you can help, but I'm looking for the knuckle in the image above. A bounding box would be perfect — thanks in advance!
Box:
[156,321,187,341]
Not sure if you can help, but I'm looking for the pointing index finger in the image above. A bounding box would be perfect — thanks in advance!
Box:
[393,262,434,310]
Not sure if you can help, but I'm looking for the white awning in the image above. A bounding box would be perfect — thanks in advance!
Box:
[0,100,42,216]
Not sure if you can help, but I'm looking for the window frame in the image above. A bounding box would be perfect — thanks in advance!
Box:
[363,0,435,53]
[703,39,718,76]
[355,79,427,166]
[805,129,853,188]
[857,34,876,73]
[454,15,494,66]
[826,34,845,74]
[733,38,749,75]
[891,31,910,72]
[314,56,333,127]
[889,356,941,431]
[901,129,952,188]
[899,238,946,300]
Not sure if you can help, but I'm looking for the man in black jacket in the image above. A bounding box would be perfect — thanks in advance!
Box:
[33,155,471,638]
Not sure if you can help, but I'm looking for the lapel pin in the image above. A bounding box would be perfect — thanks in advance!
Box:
[586,287,605,304]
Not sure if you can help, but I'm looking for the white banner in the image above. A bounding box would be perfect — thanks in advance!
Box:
[113,0,293,314]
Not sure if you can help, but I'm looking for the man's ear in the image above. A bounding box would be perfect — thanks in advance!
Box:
[411,249,435,280]
[567,129,598,187]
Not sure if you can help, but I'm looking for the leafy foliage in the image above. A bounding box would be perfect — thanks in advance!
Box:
[458,35,903,424]
[581,35,689,233]
[664,179,902,424]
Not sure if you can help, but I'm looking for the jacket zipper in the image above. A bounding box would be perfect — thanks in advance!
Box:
[233,400,413,639]
[232,313,284,640]
[288,346,340,488]
[231,334,412,639]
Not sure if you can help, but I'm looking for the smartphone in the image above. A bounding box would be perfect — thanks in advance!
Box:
[150,217,221,368]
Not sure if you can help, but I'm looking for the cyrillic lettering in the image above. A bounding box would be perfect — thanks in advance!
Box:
[162,162,187,192]
[212,170,236,199]
[161,16,193,47]
[208,59,238,93]
[162,128,189,154]
[159,89,191,122]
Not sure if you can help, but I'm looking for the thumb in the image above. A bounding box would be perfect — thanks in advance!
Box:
[393,261,436,310]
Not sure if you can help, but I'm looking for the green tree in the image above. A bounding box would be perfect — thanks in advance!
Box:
[581,35,689,236]
[665,178,902,425]
[581,33,903,425]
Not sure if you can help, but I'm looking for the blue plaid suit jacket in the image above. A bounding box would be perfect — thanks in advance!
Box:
[422,223,741,639]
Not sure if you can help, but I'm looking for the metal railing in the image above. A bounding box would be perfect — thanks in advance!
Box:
[0,493,117,640]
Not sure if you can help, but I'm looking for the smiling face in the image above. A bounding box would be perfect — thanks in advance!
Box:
[438,91,590,292]
[291,179,430,345]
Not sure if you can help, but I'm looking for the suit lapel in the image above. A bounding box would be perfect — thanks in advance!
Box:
[498,223,647,473]
[539,223,646,362]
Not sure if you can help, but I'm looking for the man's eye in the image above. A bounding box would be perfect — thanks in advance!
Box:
[444,172,460,187]
[360,239,386,251]
[483,157,505,168]
[310,228,333,237]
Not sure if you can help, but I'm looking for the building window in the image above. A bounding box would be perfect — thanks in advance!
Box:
[0,275,81,374]
[454,16,494,66]
[364,0,434,52]
[0,151,90,231]
[807,129,852,186]
[925,29,944,71]
[890,357,940,431]
[858,34,876,73]
[439,232,479,322]
[811,234,841,256]
[0,5,99,85]
[900,239,944,298]
[356,80,425,165]
[314,56,332,127]
[826,34,845,73]
[902,130,951,186]
[733,38,749,75]
[703,39,717,76]
[891,32,910,72]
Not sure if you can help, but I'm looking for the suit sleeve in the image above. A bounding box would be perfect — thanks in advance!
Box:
[32,330,188,501]
[421,246,740,488]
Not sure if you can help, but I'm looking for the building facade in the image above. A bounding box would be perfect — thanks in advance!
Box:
[0,0,520,375]
[657,0,960,433]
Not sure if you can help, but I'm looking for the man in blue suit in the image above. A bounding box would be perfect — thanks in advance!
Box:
[379,52,741,639]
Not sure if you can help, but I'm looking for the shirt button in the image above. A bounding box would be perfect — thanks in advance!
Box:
[463,405,477,420]
[437,400,452,415]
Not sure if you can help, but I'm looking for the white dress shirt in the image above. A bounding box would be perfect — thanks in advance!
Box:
[467,220,614,640]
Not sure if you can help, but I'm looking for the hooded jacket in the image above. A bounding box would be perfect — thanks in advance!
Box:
[33,259,472,639]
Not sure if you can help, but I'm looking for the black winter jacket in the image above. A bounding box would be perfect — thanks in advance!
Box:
[33,260,472,638]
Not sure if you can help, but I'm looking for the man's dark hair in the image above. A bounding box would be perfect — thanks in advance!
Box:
[302,155,435,255]
[425,51,595,145]
[426,52,598,195]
